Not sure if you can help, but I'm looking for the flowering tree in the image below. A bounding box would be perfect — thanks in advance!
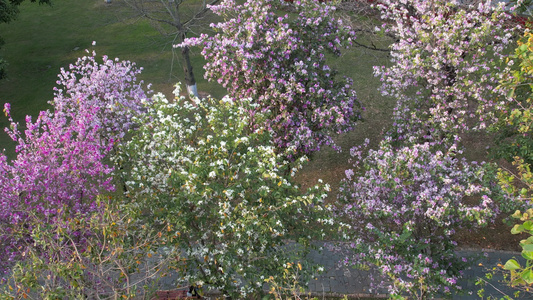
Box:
[0,103,115,275]
[118,85,331,298]
[52,50,151,141]
[0,51,150,281]
[336,140,500,299]
[180,0,361,157]
[374,0,517,144]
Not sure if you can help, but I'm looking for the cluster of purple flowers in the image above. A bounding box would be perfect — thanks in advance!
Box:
[374,0,516,144]
[180,0,361,157]
[337,140,500,297]
[0,51,150,279]
[335,0,520,297]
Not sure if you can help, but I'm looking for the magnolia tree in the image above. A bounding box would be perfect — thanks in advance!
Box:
[335,139,501,299]
[374,0,517,144]
[118,85,332,298]
[0,51,150,283]
[180,0,361,157]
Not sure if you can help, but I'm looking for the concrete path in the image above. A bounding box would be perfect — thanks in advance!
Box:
[304,247,531,299]
[156,246,531,299]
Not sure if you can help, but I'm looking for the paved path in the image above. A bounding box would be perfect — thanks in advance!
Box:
[2,244,525,299]
[454,249,529,300]
[304,247,530,299]
[156,246,531,299]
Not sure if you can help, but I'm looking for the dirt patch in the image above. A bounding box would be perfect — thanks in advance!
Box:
[454,214,524,252]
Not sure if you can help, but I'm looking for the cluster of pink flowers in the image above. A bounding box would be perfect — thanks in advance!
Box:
[374,0,517,144]
[336,140,499,297]
[52,52,151,141]
[180,0,361,156]
[334,0,521,297]
[0,51,150,277]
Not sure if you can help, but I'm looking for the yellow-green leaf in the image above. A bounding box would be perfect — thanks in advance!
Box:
[503,259,521,270]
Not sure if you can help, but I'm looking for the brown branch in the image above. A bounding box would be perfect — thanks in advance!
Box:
[181,0,220,30]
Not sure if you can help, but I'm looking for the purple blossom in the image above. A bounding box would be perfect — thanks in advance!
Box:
[0,51,150,276]
[179,0,361,158]
[335,140,500,298]
[374,0,517,144]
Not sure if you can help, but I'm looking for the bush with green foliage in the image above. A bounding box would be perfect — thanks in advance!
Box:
[117,84,332,298]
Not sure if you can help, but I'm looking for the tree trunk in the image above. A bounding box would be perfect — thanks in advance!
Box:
[180,32,199,98]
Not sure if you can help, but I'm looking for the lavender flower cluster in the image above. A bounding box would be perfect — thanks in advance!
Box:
[0,51,150,278]
[180,0,361,157]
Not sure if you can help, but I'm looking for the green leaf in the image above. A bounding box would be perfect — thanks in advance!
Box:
[507,88,516,99]
[521,269,533,284]
[503,259,521,270]
[523,244,533,252]
[512,224,525,234]
[511,276,527,286]
[513,210,523,219]
[524,220,533,231]
[523,250,533,260]
[399,230,412,241]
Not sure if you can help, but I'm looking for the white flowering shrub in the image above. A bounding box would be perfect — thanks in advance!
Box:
[117,85,331,298]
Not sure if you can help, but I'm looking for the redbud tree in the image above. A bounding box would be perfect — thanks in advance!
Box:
[374,0,517,144]
[336,140,500,299]
[118,85,332,298]
[180,0,361,157]
[0,51,150,281]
